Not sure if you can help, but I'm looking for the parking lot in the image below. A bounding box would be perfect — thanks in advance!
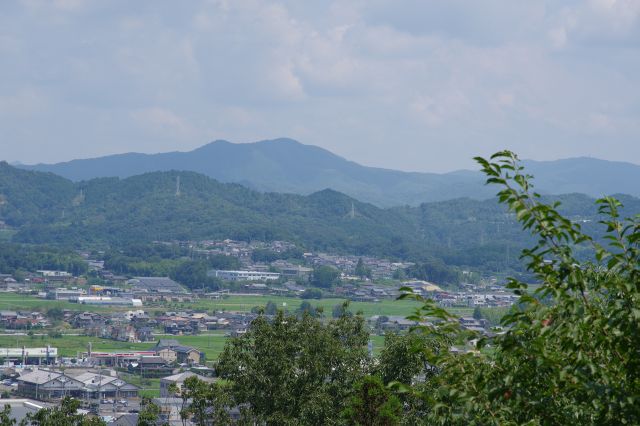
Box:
[97,399,140,416]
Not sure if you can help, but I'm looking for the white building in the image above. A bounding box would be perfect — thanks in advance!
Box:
[0,347,58,365]
[76,296,143,307]
[37,271,72,278]
[208,270,280,282]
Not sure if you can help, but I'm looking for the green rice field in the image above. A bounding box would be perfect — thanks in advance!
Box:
[0,293,474,318]
[0,292,476,364]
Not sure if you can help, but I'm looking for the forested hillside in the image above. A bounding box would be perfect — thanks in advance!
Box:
[2,162,422,257]
[1,162,638,274]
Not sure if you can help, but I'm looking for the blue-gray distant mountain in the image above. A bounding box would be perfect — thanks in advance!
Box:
[19,138,640,206]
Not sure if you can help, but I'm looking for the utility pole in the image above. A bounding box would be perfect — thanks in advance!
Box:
[176,175,181,197]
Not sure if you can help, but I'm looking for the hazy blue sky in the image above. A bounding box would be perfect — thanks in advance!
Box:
[1,0,639,172]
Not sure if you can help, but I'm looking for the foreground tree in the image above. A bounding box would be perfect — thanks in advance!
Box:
[341,375,402,426]
[137,397,161,426]
[0,405,15,426]
[405,151,640,425]
[216,308,370,425]
[171,376,233,426]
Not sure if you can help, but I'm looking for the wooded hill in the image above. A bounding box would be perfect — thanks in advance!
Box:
[1,162,638,273]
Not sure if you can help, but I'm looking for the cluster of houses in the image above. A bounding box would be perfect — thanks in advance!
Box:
[0,274,20,291]
[369,315,490,335]
[69,308,255,341]
[158,311,253,336]
[72,311,154,343]
[334,283,404,301]
[431,286,519,308]
[191,239,297,260]
[0,365,220,424]
[361,280,519,309]
[0,271,80,292]
[84,340,205,376]
[306,253,414,281]
[39,276,195,306]
[171,239,414,282]
[0,311,49,329]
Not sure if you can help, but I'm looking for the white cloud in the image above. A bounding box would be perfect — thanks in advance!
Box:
[130,107,194,138]
[0,87,49,116]
[0,0,639,170]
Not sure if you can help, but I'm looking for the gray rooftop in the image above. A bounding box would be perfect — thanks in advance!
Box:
[160,371,214,383]
[0,399,52,423]
[18,369,62,385]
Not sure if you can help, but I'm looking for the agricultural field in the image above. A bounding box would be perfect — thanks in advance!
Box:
[161,294,475,318]
[0,293,113,313]
[0,333,229,360]
[117,374,161,398]
[0,292,474,319]
[0,292,480,368]
[0,332,388,362]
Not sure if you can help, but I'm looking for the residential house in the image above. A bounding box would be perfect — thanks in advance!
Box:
[153,340,203,365]
[174,346,203,365]
[156,347,177,364]
[133,356,173,378]
[137,327,155,342]
[72,312,106,329]
[73,372,139,399]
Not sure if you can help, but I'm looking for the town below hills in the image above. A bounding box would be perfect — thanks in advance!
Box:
[0,147,638,424]
[17,138,640,206]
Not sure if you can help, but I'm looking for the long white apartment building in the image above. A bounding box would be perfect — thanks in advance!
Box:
[208,270,280,282]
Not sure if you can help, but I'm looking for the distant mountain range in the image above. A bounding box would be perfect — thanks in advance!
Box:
[17,138,640,206]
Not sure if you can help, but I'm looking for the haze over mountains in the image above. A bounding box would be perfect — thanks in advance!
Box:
[18,138,640,206]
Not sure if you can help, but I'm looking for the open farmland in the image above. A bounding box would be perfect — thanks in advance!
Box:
[159,294,474,318]
[0,333,228,360]
[1,293,474,318]
[0,293,476,364]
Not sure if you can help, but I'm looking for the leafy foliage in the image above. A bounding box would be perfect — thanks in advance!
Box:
[101,243,240,290]
[341,375,402,426]
[312,265,341,288]
[172,376,233,426]
[404,151,640,425]
[216,309,371,425]
[405,258,462,285]
[355,258,372,279]
[251,248,303,262]
[136,397,161,426]
[300,288,323,299]
[0,243,88,275]
[0,405,14,426]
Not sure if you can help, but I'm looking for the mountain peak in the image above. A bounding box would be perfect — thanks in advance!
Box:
[14,140,640,206]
